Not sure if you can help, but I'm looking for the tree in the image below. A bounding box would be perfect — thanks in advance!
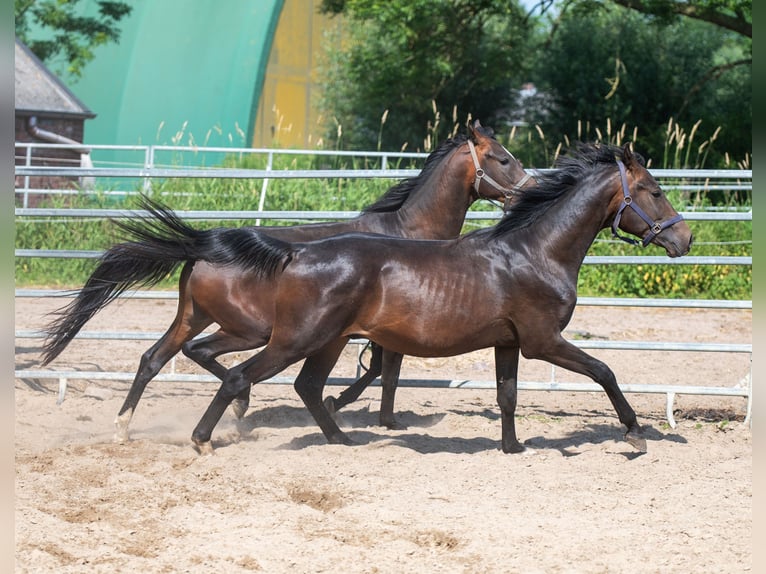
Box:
[527,4,750,165]
[318,0,534,151]
[609,0,751,38]
[15,0,132,78]
[528,0,751,37]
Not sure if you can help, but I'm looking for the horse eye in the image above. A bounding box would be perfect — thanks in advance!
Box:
[499,157,510,165]
[652,191,662,198]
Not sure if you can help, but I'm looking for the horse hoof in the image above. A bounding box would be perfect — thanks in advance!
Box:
[114,411,132,444]
[193,440,215,456]
[230,399,249,420]
[502,442,526,454]
[328,433,356,446]
[625,430,647,453]
[381,418,406,430]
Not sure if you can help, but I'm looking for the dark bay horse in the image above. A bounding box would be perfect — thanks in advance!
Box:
[41,121,532,442]
[179,143,691,454]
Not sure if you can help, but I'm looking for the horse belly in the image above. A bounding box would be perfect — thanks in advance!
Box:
[364,319,507,357]
[352,291,509,357]
[350,257,506,354]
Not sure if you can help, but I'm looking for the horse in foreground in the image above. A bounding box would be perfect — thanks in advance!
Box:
[182,142,692,454]
[41,121,532,441]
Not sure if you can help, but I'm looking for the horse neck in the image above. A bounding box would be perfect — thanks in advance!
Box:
[386,148,473,239]
[507,170,616,264]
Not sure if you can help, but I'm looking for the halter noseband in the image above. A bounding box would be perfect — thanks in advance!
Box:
[467,140,533,211]
[612,158,684,247]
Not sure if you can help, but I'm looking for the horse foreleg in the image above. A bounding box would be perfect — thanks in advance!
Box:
[495,346,524,454]
[324,342,383,414]
[530,336,645,452]
[379,350,405,429]
[294,339,354,445]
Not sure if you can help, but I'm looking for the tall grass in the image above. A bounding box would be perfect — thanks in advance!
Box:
[15,117,751,298]
[14,150,415,287]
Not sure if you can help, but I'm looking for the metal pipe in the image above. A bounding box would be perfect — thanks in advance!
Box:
[26,116,91,155]
[26,116,94,188]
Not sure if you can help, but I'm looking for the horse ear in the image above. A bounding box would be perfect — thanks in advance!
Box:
[622,143,635,167]
[469,119,485,141]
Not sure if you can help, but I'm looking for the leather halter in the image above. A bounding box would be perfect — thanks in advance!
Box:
[467,140,533,211]
[611,159,684,247]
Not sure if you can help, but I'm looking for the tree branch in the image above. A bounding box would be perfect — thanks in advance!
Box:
[611,0,751,38]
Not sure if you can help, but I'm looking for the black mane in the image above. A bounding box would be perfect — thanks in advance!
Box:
[361,134,469,213]
[489,142,641,238]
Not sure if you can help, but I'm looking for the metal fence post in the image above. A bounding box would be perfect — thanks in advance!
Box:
[256,150,273,226]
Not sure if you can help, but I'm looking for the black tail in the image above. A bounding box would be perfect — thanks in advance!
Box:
[41,195,293,365]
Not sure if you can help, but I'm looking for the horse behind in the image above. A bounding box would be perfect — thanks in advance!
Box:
[40,120,532,442]
[185,142,692,454]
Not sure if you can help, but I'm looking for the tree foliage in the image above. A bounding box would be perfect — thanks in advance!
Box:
[531,0,751,37]
[318,0,750,168]
[15,0,132,78]
[526,4,750,164]
[609,0,751,37]
[318,0,534,151]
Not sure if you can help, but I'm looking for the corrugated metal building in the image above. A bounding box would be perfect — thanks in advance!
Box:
[29,0,340,164]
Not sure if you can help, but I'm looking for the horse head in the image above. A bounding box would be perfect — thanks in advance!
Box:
[466,120,533,208]
[611,143,693,257]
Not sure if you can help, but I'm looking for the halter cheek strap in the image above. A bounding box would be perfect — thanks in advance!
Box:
[467,140,533,210]
[612,159,684,247]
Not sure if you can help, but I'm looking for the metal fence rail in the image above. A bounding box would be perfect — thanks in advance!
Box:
[14,290,752,428]
[15,144,752,427]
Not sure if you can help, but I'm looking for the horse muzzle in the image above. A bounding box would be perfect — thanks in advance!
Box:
[654,226,693,258]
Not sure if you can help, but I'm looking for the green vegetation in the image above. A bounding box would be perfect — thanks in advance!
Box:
[15,152,413,288]
[15,139,751,299]
[317,1,751,168]
[15,1,750,298]
[15,0,132,78]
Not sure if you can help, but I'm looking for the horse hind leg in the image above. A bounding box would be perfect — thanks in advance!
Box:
[182,330,267,419]
[182,330,234,380]
[190,343,309,453]
[115,318,210,443]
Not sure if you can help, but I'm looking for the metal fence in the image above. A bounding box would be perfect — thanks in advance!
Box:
[14,143,752,426]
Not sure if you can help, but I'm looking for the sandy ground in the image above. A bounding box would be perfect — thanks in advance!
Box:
[15,296,752,573]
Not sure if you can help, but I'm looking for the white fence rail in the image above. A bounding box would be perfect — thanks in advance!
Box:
[14,144,752,426]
